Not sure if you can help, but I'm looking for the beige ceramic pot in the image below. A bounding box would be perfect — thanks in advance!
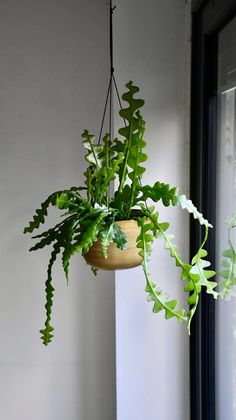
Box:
[83,219,142,270]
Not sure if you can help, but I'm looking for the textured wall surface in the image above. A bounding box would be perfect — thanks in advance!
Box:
[0,1,116,419]
[114,1,191,419]
[0,1,191,419]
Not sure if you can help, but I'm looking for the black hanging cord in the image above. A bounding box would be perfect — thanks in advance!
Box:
[98,1,144,204]
[98,76,112,144]
[112,74,125,116]
[109,78,112,145]
[110,0,116,76]
[98,1,126,146]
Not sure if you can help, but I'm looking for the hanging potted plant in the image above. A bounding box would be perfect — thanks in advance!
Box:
[24,81,219,345]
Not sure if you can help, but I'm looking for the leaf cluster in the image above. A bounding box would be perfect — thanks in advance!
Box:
[24,81,218,345]
[137,207,217,332]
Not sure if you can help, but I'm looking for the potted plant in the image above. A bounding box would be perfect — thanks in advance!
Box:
[24,81,218,345]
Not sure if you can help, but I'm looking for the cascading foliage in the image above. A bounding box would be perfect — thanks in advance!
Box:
[24,81,219,345]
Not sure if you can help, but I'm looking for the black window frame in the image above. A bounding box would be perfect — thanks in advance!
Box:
[190,1,236,420]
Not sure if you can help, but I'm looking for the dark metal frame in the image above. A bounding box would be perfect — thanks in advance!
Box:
[190,1,236,419]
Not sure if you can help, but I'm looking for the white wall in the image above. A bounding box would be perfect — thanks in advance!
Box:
[114,1,191,419]
[0,1,191,419]
[0,2,116,420]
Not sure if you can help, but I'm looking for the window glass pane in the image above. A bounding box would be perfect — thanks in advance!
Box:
[216,16,236,420]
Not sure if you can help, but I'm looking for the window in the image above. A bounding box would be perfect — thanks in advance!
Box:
[216,16,236,420]
[191,2,236,420]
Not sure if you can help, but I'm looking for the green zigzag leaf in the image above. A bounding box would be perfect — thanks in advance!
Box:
[154,219,217,332]
[136,181,178,207]
[117,81,145,195]
[82,129,103,170]
[127,111,147,213]
[23,193,58,234]
[100,222,127,258]
[218,211,236,298]
[190,247,217,298]
[137,217,187,322]
[24,187,82,234]
[40,242,61,346]
[70,211,108,257]
[177,195,213,228]
[140,209,206,333]
[61,218,77,285]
